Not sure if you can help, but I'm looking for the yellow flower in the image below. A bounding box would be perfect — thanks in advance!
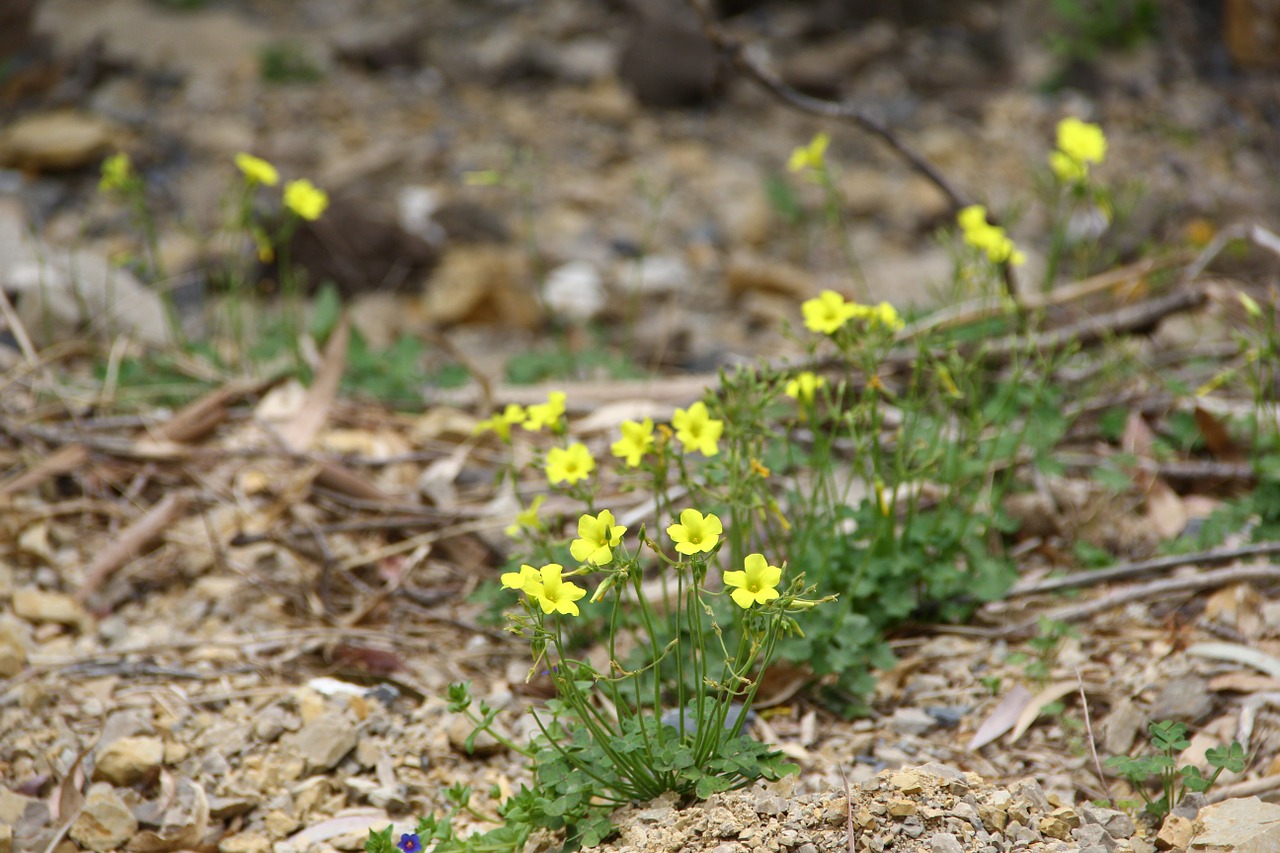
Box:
[570,510,627,565]
[667,508,723,556]
[283,178,329,221]
[611,418,654,467]
[802,289,858,335]
[722,553,782,609]
[787,132,829,173]
[784,371,825,405]
[523,391,566,432]
[1055,117,1107,168]
[234,152,279,187]
[500,563,542,593]
[546,443,595,485]
[871,301,904,331]
[957,205,1025,266]
[672,401,723,457]
[99,152,132,193]
[474,403,526,442]
[505,494,546,537]
[530,564,586,616]
[1049,150,1087,183]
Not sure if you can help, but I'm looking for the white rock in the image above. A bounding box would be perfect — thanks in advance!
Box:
[614,254,691,297]
[543,260,606,321]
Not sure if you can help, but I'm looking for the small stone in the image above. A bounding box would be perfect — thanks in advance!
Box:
[253,705,293,742]
[724,254,813,299]
[0,110,120,172]
[614,254,690,296]
[753,791,787,816]
[1073,824,1113,851]
[1155,814,1194,850]
[889,769,926,794]
[1150,675,1214,723]
[888,799,918,818]
[218,831,272,853]
[93,735,164,785]
[1051,806,1081,829]
[1009,778,1051,811]
[1079,802,1136,840]
[264,810,299,838]
[69,788,138,851]
[1040,815,1071,840]
[543,260,605,322]
[1189,796,1280,852]
[930,832,964,853]
[12,587,88,629]
[978,805,1008,832]
[288,712,358,771]
[888,707,938,737]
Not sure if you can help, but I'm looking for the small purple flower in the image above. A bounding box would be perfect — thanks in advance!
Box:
[398,832,422,853]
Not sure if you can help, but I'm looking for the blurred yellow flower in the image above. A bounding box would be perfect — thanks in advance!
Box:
[474,403,526,442]
[505,494,546,537]
[523,391,566,432]
[283,178,329,220]
[957,205,1025,266]
[234,152,279,187]
[672,401,723,457]
[546,443,595,485]
[666,508,722,556]
[802,290,858,335]
[784,371,825,405]
[723,553,781,609]
[1050,118,1106,182]
[99,152,132,193]
[611,417,654,467]
[787,132,829,173]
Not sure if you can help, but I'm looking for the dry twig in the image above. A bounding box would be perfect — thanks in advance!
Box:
[1011,541,1280,597]
[1002,564,1280,638]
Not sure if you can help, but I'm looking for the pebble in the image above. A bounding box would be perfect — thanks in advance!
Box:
[888,707,939,737]
[543,259,606,322]
[69,787,138,851]
[930,832,964,853]
[286,712,358,772]
[0,110,120,172]
[1191,796,1280,851]
[12,587,88,629]
[93,735,164,786]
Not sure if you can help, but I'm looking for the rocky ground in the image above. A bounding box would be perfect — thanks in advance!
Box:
[3,1,1280,853]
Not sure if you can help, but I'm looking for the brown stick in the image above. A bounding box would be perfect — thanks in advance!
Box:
[686,0,966,212]
[1011,541,1280,597]
[1001,564,1280,638]
[77,491,190,603]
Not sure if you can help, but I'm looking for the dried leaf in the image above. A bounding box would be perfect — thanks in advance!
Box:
[1204,583,1264,638]
[1187,642,1280,680]
[1145,478,1188,539]
[277,316,349,452]
[1194,404,1243,462]
[1009,680,1079,744]
[968,684,1033,750]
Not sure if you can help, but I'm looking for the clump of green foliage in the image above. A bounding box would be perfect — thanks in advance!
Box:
[1105,720,1246,821]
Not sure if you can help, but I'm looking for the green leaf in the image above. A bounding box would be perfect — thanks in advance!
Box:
[695,775,733,798]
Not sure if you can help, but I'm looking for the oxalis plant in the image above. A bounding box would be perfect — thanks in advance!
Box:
[1105,720,1246,822]
[369,389,831,853]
